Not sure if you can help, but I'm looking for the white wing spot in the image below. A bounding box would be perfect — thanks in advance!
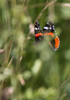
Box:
[43,27,48,30]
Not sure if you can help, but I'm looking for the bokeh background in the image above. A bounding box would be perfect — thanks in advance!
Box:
[0,0,70,100]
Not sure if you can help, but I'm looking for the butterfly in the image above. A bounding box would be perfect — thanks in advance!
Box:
[34,21,60,51]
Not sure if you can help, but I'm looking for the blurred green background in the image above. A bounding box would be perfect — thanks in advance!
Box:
[0,0,70,100]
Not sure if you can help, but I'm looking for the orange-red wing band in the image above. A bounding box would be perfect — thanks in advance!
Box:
[55,36,60,50]
[48,36,60,51]
[44,32,54,37]
[35,33,43,37]
[35,32,54,37]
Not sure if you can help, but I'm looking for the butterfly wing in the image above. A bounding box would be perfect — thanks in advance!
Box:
[54,36,60,51]
[43,22,60,51]
[43,22,55,37]
[43,22,55,32]
[35,21,43,42]
[49,36,60,51]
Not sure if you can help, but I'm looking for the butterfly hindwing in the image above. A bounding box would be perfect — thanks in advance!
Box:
[50,36,60,51]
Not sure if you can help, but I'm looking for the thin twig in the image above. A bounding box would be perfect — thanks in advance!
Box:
[0,57,13,92]
[23,0,25,6]
[28,3,70,9]
[56,3,70,7]
[35,0,57,23]
[6,57,13,71]
[57,78,70,91]
[60,92,67,100]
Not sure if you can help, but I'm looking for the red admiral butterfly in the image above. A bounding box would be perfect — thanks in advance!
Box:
[34,21,60,51]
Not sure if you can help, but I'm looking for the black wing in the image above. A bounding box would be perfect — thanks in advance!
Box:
[43,22,55,33]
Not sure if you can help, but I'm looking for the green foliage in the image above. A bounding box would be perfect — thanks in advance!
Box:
[0,0,70,100]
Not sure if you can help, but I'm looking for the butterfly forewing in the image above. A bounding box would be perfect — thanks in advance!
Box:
[35,21,43,42]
